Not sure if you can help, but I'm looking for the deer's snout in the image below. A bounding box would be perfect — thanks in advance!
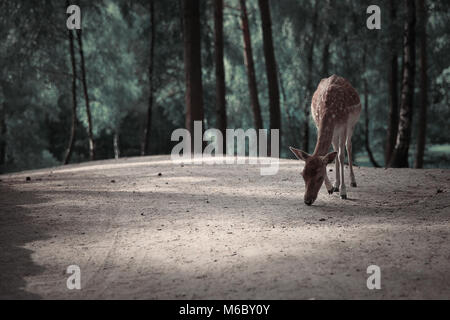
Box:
[304,195,317,206]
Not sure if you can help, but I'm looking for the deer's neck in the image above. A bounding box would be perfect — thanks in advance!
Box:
[312,115,335,156]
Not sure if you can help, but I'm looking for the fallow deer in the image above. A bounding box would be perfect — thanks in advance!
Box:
[290,75,361,205]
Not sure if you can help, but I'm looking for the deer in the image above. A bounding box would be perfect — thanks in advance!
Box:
[289,75,361,206]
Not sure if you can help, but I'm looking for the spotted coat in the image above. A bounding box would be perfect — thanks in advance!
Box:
[311,75,361,156]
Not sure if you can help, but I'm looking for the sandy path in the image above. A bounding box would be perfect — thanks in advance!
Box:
[0,155,449,299]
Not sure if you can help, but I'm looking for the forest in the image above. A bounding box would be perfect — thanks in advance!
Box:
[0,0,449,173]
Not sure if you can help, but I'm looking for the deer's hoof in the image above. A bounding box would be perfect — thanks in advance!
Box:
[328,189,334,195]
[333,187,339,193]
[351,182,357,187]
[340,194,347,200]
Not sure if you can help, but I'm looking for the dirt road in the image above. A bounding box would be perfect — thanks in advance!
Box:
[1,156,449,299]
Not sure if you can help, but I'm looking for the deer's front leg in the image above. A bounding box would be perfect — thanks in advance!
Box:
[324,173,333,194]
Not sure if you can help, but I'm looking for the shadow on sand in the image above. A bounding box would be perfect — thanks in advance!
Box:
[0,183,50,299]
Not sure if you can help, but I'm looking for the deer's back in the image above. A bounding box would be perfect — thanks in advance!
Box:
[311,75,361,127]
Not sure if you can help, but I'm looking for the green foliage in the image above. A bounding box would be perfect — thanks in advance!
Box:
[0,0,449,173]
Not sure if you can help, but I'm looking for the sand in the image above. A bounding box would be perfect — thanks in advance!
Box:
[0,155,449,299]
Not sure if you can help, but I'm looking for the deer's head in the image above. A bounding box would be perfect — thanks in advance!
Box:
[289,147,337,206]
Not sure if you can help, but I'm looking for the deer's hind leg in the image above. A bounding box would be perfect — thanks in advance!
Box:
[332,133,340,193]
[338,129,347,199]
[346,123,357,187]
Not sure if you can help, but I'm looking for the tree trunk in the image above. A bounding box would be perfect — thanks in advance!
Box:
[362,45,381,168]
[258,0,281,155]
[183,0,204,147]
[239,0,263,131]
[113,131,120,160]
[303,0,320,153]
[214,0,227,152]
[321,0,332,77]
[64,28,78,165]
[0,103,6,170]
[385,0,399,166]
[414,0,428,168]
[278,64,298,149]
[321,41,330,77]
[76,29,95,161]
[142,0,156,156]
[389,0,416,168]
[364,85,380,168]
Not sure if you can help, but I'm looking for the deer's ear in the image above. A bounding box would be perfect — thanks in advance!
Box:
[322,151,338,164]
[289,147,310,161]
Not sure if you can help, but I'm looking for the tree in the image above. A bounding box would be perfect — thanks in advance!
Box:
[0,103,5,170]
[389,0,416,168]
[362,45,381,168]
[320,0,333,77]
[239,0,263,131]
[414,0,428,168]
[214,0,227,150]
[141,0,156,156]
[302,0,320,153]
[2,0,449,173]
[63,27,78,165]
[258,0,281,154]
[385,0,400,166]
[183,0,204,146]
[321,40,330,78]
[76,29,95,161]
[113,130,120,160]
